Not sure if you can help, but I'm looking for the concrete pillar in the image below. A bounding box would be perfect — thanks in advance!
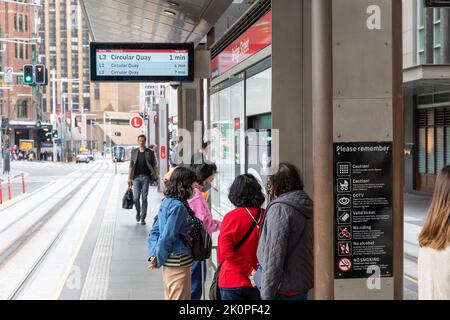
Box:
[177,79,204,163]
[425,7,434,64]
[272,0,313,195]
[312,0,334,300]
[403,87,415,193]
[441,8,450,64]
[331,0,403,299]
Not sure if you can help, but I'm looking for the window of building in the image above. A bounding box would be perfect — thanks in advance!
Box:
[17,100,28,118]
[417,107,450,176]
[19,14,24,32]
[15,43,18,59]
[14,14,18,31]
[19,44,24,59]
[418,1,425,64]
[25,15,28,32]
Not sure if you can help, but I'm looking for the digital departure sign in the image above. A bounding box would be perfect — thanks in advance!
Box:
[90,43,194,82]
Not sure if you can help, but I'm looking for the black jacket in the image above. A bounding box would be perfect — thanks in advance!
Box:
[129,148,158,180]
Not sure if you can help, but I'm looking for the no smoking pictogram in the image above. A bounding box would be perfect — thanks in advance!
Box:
[338,258,352,272]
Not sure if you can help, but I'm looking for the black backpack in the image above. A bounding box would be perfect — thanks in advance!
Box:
[189,215,212,261]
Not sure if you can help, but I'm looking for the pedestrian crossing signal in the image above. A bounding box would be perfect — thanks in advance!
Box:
[52,129,59,139]
[35,65,46,85]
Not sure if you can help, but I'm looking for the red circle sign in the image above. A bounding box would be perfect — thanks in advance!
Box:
[130,116,144,129]
[338,258,352,272]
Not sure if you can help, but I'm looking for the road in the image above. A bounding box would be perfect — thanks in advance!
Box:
[0,160,80,205]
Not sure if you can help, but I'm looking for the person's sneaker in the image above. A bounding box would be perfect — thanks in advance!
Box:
[140,219,146,225]
[136,214,141,223]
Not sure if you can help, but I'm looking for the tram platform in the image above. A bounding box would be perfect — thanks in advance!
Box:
[60,181,429,300]
[3,160,426,300]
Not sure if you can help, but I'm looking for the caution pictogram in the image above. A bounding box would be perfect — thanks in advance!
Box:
[338,258,352,272]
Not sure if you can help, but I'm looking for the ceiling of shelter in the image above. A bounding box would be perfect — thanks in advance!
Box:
[80,0,233,44]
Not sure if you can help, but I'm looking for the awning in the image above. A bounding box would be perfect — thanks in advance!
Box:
[8,120,52,129]
[80,0,232,45]
[403,64,450,95]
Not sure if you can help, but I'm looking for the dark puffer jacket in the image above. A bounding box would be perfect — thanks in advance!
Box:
[257,190,314,300]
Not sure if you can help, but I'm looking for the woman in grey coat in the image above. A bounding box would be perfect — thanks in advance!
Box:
[257,163,314,300]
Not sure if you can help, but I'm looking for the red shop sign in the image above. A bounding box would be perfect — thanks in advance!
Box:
[211,11,272,79]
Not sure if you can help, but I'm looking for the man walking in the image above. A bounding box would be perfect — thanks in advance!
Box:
[128,134,158,225]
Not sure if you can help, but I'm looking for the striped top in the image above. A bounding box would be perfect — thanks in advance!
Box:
[164,253,193,268]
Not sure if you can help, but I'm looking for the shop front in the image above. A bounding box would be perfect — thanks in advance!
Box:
[209,9,272,219]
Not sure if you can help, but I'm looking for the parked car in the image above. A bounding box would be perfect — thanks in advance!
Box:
[87,153,94,161]
[76,154,90,163]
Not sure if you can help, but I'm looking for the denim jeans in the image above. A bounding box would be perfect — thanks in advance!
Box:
[220,287,261,300]
[133,174,151,220]
[191,260,206,300]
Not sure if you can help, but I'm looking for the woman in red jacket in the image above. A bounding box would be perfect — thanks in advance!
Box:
[218,174,266,300]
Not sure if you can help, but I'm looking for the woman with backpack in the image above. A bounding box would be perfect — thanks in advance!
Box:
[418,165,450,300]
[257,163,314,300]
[147,166,197,300]
[217,174,266,300]
[188,163,221,300]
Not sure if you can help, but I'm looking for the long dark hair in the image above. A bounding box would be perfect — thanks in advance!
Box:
[228,174,265,208]
[164,166,197,201]
[191,163,217,184]
[268,163,304,198]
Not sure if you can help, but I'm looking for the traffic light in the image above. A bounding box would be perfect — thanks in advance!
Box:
[23,64,34,85]
[45,131,53,142]
[35,65,46,85]
[52,129,59,139]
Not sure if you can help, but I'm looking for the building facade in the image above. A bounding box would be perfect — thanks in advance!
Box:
[403,0,450,193]
[0,0,42,153]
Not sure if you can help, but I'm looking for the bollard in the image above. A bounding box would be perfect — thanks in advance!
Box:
[22,173,26,194]
[7,176,11,200]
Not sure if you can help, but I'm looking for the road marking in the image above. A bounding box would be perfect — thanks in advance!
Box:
[52,166,111,300]
[79,173,121,300]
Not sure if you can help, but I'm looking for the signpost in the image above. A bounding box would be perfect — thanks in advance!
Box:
[130,116,144,129]
[5,67,13,83]
[333,143,393,279]
[19,140,35,151]
[90,43,194,82]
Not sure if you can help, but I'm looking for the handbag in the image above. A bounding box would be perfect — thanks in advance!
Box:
[122,188,134,210]
[209,208,262,300]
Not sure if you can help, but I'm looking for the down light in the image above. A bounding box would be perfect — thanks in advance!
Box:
[164,10,176,16]
[167,1,179,6]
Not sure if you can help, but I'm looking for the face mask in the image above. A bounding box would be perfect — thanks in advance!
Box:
[201,182,212,192]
